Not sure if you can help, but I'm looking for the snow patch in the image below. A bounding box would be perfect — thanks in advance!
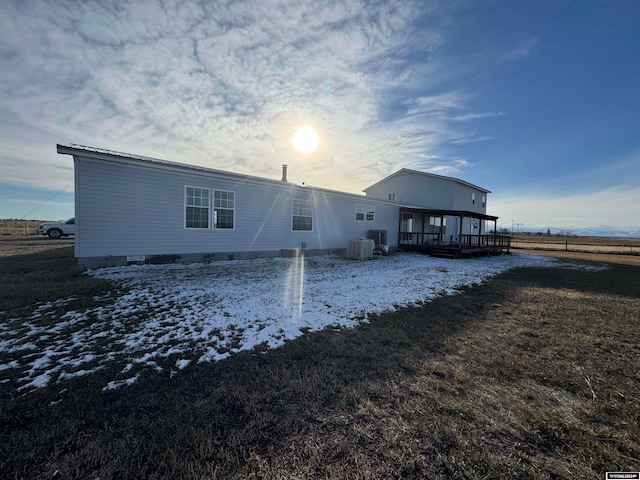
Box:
[1,253,599,392]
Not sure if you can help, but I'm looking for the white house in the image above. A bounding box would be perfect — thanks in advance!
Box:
[363,168,503,253]
[57,144,509,269]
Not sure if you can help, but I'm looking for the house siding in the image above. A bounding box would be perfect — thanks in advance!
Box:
[451,183,487,214]
[73,154,399,266]
[365,172,454,209]
[365,169,489,214]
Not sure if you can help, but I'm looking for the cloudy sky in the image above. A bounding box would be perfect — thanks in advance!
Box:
[1,0,639,233]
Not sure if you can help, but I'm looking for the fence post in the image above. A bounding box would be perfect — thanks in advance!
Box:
[565,240,568,251]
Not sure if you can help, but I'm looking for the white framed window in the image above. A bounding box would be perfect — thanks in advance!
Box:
[428,216,446,234]
[214,190,235,229]
[292,199,313,231]
[388,193,396,201]
[471,192,476,205]
[366,205,375,221]
[482,195,486,208]
[185,186,210,229]
[356,203,375,222]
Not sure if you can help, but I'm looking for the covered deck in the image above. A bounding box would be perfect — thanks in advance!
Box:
[398,208,511,259]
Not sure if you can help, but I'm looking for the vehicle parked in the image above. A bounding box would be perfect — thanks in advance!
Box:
[39,218,75,239]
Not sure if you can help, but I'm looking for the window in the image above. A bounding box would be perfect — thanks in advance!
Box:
[471,192,476,205]
[356,204,375,222]
[482,195,486,208]
[401,212,414,242]
[185,186,209,229]
[366,205,375,221]
[292,199,313,231]
[214,190,235,229]
[428,216,446,234]
[388,193,396,201]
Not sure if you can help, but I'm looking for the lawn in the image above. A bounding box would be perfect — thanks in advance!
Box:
[1,239,639,479]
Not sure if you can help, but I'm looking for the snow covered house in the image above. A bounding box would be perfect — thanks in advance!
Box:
[57,144,509,269]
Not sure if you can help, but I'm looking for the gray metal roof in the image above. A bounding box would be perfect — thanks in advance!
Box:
[362,168,491,194]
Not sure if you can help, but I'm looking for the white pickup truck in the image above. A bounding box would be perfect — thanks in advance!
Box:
[39,218,75,239]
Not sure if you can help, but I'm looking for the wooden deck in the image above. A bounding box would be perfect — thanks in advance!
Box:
[398,233,511,258]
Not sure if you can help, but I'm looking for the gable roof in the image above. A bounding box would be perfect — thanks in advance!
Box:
[57,143,284,185]
[56,144,396,204]
[362,168,491,194]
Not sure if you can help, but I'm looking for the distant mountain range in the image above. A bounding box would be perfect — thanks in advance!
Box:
[570,227,640,238]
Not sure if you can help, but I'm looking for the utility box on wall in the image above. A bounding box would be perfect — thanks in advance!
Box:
[367,230,388,247]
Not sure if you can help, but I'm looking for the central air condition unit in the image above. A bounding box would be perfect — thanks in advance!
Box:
[347,238,375,260]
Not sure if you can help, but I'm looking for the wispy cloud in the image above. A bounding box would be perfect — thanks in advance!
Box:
[450,135,494,144]
[1,0,481,198]
[451,111,505,122]
[502,36,539,62]
[4,1,633,229]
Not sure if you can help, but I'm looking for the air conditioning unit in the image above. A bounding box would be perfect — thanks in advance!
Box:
[347,238,375,260]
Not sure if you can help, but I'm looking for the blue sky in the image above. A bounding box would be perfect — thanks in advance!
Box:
[1,0,639,233]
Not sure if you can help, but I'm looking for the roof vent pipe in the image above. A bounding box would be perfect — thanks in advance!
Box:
[281,164,288,182]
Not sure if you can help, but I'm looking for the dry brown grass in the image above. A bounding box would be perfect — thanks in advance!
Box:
[513,248,640,267]
[1,240,639,479]
[0,221,46,237]
[512,235,640,258]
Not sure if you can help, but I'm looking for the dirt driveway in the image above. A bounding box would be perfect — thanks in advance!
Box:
[0,236,74,257]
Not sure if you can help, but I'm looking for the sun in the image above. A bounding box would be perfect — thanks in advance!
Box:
[291,126,319,154]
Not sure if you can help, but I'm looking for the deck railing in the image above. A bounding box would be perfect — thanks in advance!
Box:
[460,234,511,249]
[399,233,511,250]
[399,232,441,246]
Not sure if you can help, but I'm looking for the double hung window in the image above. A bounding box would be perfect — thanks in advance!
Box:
[356,203,375,222]
[292,199,313,231]
[185,187,235,229]
[214,190,235,229]
[185,187,209,229]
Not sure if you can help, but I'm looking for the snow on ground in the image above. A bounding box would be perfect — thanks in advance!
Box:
[0,253,604,392]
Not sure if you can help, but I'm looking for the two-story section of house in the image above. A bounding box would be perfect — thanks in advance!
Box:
[364,169,505,257]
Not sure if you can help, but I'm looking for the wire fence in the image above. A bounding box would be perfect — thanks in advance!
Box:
[511,238,639,256]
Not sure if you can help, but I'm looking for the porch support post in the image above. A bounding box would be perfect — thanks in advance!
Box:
[458,213,464,256]
[398,208,404,248]
[493,219,497,251]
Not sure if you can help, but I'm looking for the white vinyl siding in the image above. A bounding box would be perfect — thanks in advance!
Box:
[185,186,209,229]
[214,190,235,229]
[292,199,313,231]
[69,153,402,263]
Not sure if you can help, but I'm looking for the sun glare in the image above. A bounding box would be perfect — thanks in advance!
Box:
[291,126,319,154]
